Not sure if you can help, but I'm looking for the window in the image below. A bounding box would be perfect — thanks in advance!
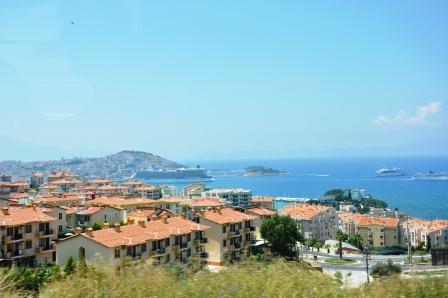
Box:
[114,248,121,259]
[25,224,32,233]
[223,239,227,247]
[152,241,157,251]
[222,226,226,233]
[141,243,146,252]
[187,234,191,242]
[165,238,170,246]
[58,213,63,220]
[59,225,63,232]
[25,240,32,249]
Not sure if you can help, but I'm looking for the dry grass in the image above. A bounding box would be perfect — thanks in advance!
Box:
[3,259,448,297]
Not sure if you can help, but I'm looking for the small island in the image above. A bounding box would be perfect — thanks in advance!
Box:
[244,166,287,176]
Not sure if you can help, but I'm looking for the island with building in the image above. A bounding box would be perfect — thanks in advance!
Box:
[244,166,287,176]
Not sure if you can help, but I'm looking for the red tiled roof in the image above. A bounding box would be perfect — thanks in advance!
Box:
[82,217,209,248]
[200,208,257,224]
[0,207,56,226]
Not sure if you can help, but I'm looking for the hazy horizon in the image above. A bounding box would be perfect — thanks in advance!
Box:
[1,1,447,161]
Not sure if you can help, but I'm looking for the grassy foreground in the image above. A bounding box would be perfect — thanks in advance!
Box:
[2,259,448,297]
[324,258,357,265]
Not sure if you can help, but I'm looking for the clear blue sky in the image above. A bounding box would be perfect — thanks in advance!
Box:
[1,1,447,161]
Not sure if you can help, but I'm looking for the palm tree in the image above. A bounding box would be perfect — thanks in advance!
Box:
[335,230,348,259]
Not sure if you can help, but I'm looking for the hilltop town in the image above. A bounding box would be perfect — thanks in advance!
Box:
[0,150,185,181]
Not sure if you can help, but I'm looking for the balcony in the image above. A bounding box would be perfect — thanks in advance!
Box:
[227,231,235,238]
[193,240,200,247]
[156,247,166,255]
[234,243,241,249]
[228,245,235,251]
[243,228,250,234]
[200,252,208,259]
[249,227,255,232]
[35,244,54,254]
[200,238,208,244]
[35,229,53,238]
[172,245,180,252]
[180,242,188,249]
[4,234,23,243]
[235,230,241,235]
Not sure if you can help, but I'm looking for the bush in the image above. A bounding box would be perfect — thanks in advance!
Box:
[371,259,402,278]
[260,215,303,256]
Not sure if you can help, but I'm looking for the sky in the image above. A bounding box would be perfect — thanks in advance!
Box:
[1,1,447,161]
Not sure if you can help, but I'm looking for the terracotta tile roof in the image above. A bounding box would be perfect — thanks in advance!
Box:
[76,206,102,215]
[157,197,184,204]
[97,185,119,191]
[38,194,82,203]
[9,193,29,199]
[134,185,159,191]
[199,208,257,224]
[252,196,274,203]
[121,180,144,186]
[88,178,111,183]
[0,206,57,226]
[128,208,175,219]
[89,196,156,207]
[82,217,209,248]
[281,204,329,220]
[357,217,399,228]
[187,197,224,208]
[246,207,276,216]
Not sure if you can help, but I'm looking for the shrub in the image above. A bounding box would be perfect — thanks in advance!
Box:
[371,259,402,278]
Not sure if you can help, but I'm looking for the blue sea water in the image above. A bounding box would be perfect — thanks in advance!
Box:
[156,156,448,220]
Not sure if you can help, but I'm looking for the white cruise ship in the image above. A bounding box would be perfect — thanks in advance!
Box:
[412,171,448,181]
[375,167,406,177]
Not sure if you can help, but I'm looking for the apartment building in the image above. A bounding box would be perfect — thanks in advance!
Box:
[251,196,275,210]
[201,188,252,208]
[0,181,29,199]
[183,183,205,199]
[30,173,44,189]
[0,206,57,266]
[133,185,162,200]
[47,171,80,183]
[245,207,276,240]
[280,204,337,241]
[86,178,113,188]
[37,193,83,206]
[356,217,400,248]
[195,208,258,265]
[56,216,209,267]
[69,205,126,228]
[402,218,448,248]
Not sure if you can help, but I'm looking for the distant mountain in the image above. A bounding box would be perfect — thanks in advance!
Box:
[0,150,186,180]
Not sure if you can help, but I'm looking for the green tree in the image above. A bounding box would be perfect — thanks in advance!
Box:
[335,230,348,259]
[426,235,432,252]
[371,259,402,278]
[64,256,76,275]
[260,215,303,257]
[347,234,363,250]
[92,222,102,231]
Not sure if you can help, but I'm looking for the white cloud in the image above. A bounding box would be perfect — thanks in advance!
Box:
[373,116,390,125]
[373,101,442,126]
[44,112,75,121]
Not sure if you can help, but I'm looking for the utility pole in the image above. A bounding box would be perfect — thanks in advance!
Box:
[406,217,413,272]
[363,249,371,284]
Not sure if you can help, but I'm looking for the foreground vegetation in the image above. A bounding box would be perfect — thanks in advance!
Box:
[2,258,448,297]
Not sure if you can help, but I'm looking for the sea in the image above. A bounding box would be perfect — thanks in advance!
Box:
[148,156,448,220]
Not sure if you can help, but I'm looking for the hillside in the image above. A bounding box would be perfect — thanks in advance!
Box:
[0,150,185,180]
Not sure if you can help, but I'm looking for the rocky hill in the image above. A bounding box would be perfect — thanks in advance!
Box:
[0,150,185,180]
